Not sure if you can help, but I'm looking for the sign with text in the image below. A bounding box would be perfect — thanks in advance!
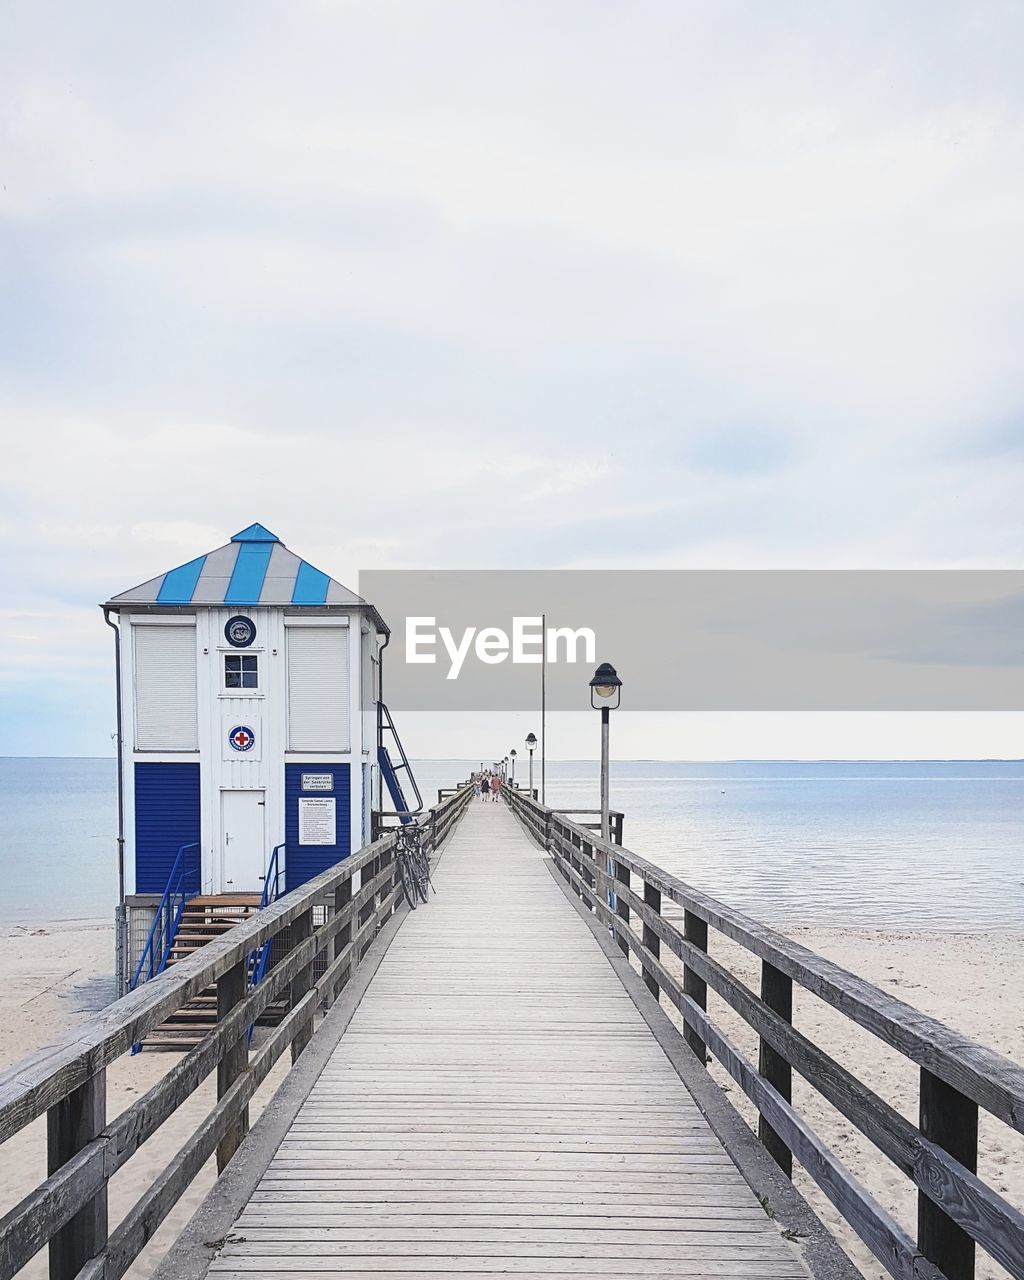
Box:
[298,797,336,846]
[300,773,333,792]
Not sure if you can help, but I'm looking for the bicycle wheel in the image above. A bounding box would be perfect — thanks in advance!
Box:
[398,853,418,910]
[413,849,429,903]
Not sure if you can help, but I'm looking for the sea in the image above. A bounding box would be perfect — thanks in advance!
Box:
[1,757,1022,931]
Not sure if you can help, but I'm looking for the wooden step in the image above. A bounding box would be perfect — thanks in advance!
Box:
[172,930,239,942]
[137,894,265,1051]
[187,895,261,908]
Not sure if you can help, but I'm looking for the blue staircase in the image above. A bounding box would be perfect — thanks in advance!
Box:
[130,841,201,992]
[378,701,422,824]
[130,845,267,1051]
[247,844,284,990]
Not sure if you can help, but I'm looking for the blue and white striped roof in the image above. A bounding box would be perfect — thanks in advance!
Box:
[107,524,370,611]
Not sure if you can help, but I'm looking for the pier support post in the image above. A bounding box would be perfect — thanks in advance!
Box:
[330,878,353,1006]
[577,839,590,905]
[48,1069,107,1280]
[641,882,661,1000]
[290,907,315,1064]
[918,1069,978,1280]
[216,958,249,1173]
[758,961,793,1176]
[613,860,630,958]
[682,911,708,1063]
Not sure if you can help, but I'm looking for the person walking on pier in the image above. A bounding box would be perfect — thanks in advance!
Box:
[489,772,501,802]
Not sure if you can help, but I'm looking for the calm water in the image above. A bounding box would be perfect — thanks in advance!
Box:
[1,757,1022,930]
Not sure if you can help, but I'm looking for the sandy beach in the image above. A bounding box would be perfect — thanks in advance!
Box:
[661,922,1024,1280]
[0,919,289,1280]
[1,916,1021,1280]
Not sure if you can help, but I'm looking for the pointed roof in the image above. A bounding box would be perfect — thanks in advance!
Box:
[105,525,381,625]
[231,522,279,543]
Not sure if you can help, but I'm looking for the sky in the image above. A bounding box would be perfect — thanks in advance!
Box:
[1,1,1023,759]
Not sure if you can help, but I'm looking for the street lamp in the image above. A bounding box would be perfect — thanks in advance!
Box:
[525,732,537,795]
[590,663,622,841]
[509,748,517,785]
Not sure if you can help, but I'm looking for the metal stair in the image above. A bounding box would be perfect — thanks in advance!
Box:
[378,700,423,824]
[140,894,262,1050]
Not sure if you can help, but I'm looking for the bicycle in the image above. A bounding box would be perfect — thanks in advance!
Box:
[395,821,432,909]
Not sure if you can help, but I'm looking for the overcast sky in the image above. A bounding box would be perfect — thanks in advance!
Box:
[2,2,1023,758]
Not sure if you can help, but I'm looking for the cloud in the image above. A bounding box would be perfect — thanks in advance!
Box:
[1,1,1024,752]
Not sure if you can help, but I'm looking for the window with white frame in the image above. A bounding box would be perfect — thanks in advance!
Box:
[287,626,350,750]
[133,623,198,750]
[224,653,258,690]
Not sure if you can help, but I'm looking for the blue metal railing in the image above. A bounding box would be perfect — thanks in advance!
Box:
[245,843,284,1042]
[130,842,201,993]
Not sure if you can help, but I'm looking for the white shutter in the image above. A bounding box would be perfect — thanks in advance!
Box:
[287,628,350,751]
[134,625,198,751]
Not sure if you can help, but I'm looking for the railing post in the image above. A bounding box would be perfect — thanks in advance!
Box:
[48,1070,107,1280]
[216,959,248,1173]
[642,882,661,1000]
[613,859,630,958]
[329,877,353,1006]
[758,961,793,1176]
[579,840,593,905]
[290,906,315,1064]
[918,1070,978,1280]
[682,911,708,1063]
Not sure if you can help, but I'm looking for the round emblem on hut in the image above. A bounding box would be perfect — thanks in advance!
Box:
[225,615,256,647]
[228,724,256,752]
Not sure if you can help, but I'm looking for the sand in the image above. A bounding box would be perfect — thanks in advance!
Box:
[0,919,288,1279]
[659,922,1024,1280]
[0,918,1021,1280]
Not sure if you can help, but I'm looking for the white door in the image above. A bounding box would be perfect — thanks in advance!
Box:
[221,790,266,893]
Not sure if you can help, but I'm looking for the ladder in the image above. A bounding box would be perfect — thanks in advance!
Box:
[378,700,423,825]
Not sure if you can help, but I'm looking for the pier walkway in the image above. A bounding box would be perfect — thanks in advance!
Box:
[207,801,804,1279]
[5,782,1023,1280]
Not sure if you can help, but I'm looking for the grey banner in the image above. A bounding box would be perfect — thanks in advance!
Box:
[358,570,1024,711]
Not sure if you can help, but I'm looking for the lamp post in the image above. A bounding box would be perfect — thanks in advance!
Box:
[589,663,622,842]
[525,732,537,795]
[509,749,517,785]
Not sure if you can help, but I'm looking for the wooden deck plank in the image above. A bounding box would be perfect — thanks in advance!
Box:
[212,803,805,1278]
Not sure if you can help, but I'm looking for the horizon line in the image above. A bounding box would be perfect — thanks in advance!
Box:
[2,755,1023,765]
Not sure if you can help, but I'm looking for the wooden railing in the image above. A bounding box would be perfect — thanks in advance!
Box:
[505,786,1024,1280]
[0,782,473,1280]
[552,807,624,846]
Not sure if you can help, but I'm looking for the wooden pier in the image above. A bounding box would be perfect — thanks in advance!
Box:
[1,781,1023,1280]
[207,801,803,1278]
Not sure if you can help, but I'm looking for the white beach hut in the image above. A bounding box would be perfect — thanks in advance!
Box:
[103,523,415,998]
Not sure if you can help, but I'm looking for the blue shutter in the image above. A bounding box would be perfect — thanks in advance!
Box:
[134,763,201,893]
[284,764,351,891]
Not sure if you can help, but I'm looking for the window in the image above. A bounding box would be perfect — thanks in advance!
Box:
[225,653,258,690]
[134,624,198,750]
[287,627,350,750]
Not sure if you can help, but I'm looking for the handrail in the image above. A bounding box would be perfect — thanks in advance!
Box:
[505,784,1024,1280]
[0,780,474,1280]
[129,841,200,991]
[247,843,285,994]
[553,807,625,845]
